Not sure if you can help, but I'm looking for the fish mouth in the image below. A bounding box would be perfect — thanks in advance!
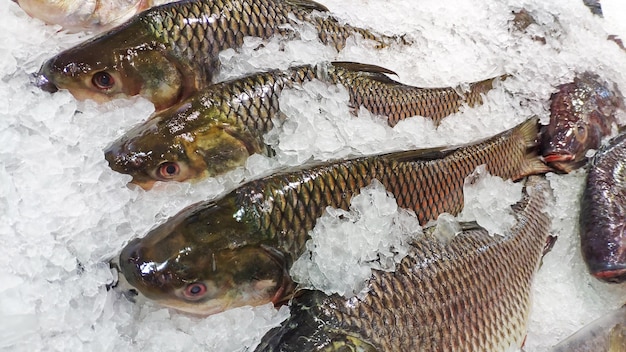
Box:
[542,152,575,163]
[33,72,59,93]
[593,267,626,283]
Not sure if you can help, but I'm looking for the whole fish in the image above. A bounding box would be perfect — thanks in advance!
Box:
[540,73,623,173]
[116,118,550,316]
[255,176,554,352]
[17,0,171,32]
[104,61,505,189]
[551,305,626,352]
[580,132,626,282]
[35,0,405,111]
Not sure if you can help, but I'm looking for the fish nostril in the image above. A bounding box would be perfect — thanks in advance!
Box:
[33,72,59,93]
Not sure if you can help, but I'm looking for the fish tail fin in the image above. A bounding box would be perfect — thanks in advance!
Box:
[514,117,554,180]
[464,74,510,107]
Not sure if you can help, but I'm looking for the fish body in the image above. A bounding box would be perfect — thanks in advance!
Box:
[117,118,549,315]
[35,0,402,111]
[104,61,504,189]
[17,0,170,32]
[551,305,626,352]
[540,73,623,173]
[255,176,553,352]
[580,132,626,282]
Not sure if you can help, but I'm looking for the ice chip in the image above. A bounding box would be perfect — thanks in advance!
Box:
[457,165,523,236]
[291,180,419,297]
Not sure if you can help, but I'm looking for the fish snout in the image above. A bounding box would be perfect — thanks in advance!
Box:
[33,71,59,93]
[120,238,143,267]
[118,238,147,287]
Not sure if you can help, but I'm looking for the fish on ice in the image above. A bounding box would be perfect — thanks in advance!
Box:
[580,131,626,283]
[16,0,172,32]
[551,305,626,352]
[35,0,406,111]
[115,118,550,316]
[539,73,624,173]
[104,61,506,189]
[255,176,554,352]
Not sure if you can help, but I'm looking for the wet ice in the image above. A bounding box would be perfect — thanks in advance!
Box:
[2,0,626,351]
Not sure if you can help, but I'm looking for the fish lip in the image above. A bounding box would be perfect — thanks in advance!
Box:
[593,267,626,283]
[542,152,575,163]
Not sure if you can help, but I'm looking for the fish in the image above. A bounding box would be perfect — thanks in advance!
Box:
[551,305,626,352]
[35,0,405,111]
[116,118,550,316]
[103,61,506,189]
[16,0,171,33]
[579,131,626,283]
[539,73,624,173]
[254,175,554,352]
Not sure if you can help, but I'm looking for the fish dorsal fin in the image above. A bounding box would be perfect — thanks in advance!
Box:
[284,0,329,12]
[331,61,399,84]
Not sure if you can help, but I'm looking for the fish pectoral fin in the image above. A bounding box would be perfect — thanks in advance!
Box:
[284,0,329,12]
[322,332,379,352]
[331,61,398,78]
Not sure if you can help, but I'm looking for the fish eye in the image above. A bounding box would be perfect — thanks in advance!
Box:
[92,71,114,90]
[183,282,207,300]
[158,162,180,179]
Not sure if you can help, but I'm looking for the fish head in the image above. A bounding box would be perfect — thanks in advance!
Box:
[541,74,623,173]
[35,16,197,111]
[118,199,291,315]
[105,101,262,189]
[540,118,589,173]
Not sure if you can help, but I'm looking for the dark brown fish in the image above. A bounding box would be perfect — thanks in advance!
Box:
[540,73,623,173]
[255,176,554,352]
[580,132,626,282]
[116,118,549,316]
[104,61,505,189]
[35,0,405,111]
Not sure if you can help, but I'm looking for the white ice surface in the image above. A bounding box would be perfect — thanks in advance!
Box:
[2,0,626,351]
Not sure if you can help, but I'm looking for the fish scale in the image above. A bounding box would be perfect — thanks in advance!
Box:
[256,176,551,351]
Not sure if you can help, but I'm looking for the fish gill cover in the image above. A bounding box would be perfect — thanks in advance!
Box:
[1,0,626,352]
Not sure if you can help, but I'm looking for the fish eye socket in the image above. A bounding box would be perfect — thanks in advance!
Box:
[183,282,207,300]
[92,71,115,90]
[158,162,180,179]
